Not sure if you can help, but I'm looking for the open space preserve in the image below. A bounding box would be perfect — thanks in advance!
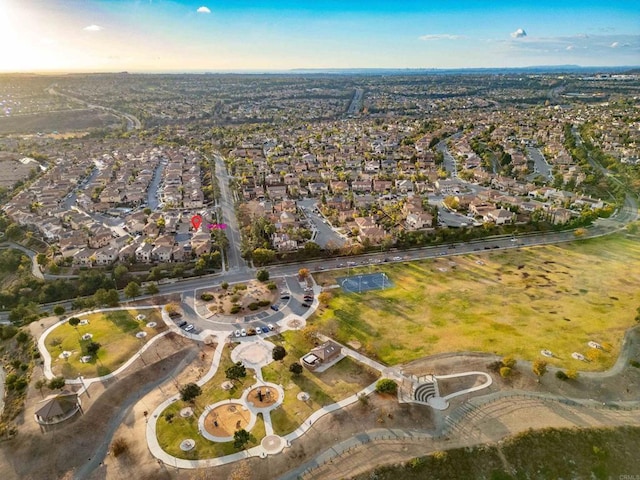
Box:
[313,234,640,370]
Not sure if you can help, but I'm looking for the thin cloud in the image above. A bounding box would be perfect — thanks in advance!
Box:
[83,25,103,32]
[419,34,464,41]
[511,28,527,39]
[197,6,211,14]
[610,42,620,48]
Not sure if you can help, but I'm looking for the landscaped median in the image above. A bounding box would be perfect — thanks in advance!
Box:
[43,308,165,378]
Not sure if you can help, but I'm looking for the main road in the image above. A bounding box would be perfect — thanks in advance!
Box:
[212,153,248,272]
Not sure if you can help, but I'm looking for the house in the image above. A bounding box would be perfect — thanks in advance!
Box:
[34,392,81,425]
[135,242,154,263]
[94,246,119,266]
[406,212,434,231]
[72,248,94,266]
[486,208,515,225]
[302,341,342,371]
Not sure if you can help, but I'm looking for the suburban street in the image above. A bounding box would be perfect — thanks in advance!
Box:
[212,153,249,272]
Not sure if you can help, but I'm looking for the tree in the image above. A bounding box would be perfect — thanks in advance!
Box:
[532,359,547,380]
[36,253,47,266]
[298,268,310,280]
[145,283,159,295]
[566,368,579,380]
[68,317,81,337]
[221,281,229,290]
[501,355,517,369]
[113,264,130,288]
[289,362,303,375]
[317,291,332,306]
[86,341,101,356]
[124,281,141,300]
[233,429,251,449]
[375,378,397,395]
[35,378,47,397]
[225,362,247,382]
[53,305,65,316]
[179,383,202,402]
[252,248,275,266]
[256,269,269,282]
[48,376,66,390]
[272,345,287,361]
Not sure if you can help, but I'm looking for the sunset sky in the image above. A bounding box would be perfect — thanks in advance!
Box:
[1,0,638,73]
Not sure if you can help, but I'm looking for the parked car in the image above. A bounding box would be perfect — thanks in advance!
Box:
[183,324,194,332]
[304,296,313,301]
[270,305,279,311]
[280,294,290,300]
[177,320,188,327]
[241,328,247,336]
[261,326,270,334]
[301,303,310,308]
[267,323,275,331]
[234,330,241,338]
[247,327,256,336]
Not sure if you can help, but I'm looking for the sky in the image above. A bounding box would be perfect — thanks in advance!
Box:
[0,0,639,73]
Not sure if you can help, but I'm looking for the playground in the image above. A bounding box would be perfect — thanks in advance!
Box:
[203,402,252,438]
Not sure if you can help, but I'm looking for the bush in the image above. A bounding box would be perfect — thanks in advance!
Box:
[111,437,129,457]
[266,282,277,290]
[272,345,287,361]
[230,294,241,303]
[221,282,229,290]
[556,370,569,380]
[179,383,202,402]
[48,376,66,390]
[289,362,303,375]
[200,293,214,301]
[248,302,259,311]
[234,284,247,291]
[164,412,175,423]
[256,269,269,282]
[630,360,640,368]
[501,355,517,368]
[499,366,512,378]
[230,305,241,314]
[375,378,398,395]
[258,300,270,307]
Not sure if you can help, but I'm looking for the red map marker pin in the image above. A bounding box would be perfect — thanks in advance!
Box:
[191,215,202,230]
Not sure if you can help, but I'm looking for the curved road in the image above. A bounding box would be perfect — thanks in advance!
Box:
[47,86,142,131]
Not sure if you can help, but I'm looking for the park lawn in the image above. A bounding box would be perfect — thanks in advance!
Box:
[263,330,379,436]
[196,344,256,406]
[45,308,164,378]
[312,234,640,371]
[156,402,266,459]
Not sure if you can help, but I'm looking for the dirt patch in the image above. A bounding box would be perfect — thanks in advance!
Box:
[246,386,279,408]
[0,333,196,480]
[203,403,252,438]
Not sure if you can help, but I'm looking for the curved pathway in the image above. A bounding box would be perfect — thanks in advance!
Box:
[38,306,168,391]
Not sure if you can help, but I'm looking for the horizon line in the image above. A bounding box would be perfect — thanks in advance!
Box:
[1,65,639,77]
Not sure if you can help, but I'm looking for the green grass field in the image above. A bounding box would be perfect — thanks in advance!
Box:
[312,234,640,371]
[263,330,379,436]
[156,403,266,459]
[45,309,164,378]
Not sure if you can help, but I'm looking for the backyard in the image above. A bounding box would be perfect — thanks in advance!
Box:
[312,234,640,371]
[45,308,165,378]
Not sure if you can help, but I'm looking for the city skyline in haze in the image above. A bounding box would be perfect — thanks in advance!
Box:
[1,0,639,73]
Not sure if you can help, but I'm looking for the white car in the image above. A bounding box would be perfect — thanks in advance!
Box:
[234,329,241,338]
[267,323,275,331]
[184,324,194,332]
[241,329,247,337]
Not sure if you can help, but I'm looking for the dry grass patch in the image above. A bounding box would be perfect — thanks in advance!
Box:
[313,235,640,371]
